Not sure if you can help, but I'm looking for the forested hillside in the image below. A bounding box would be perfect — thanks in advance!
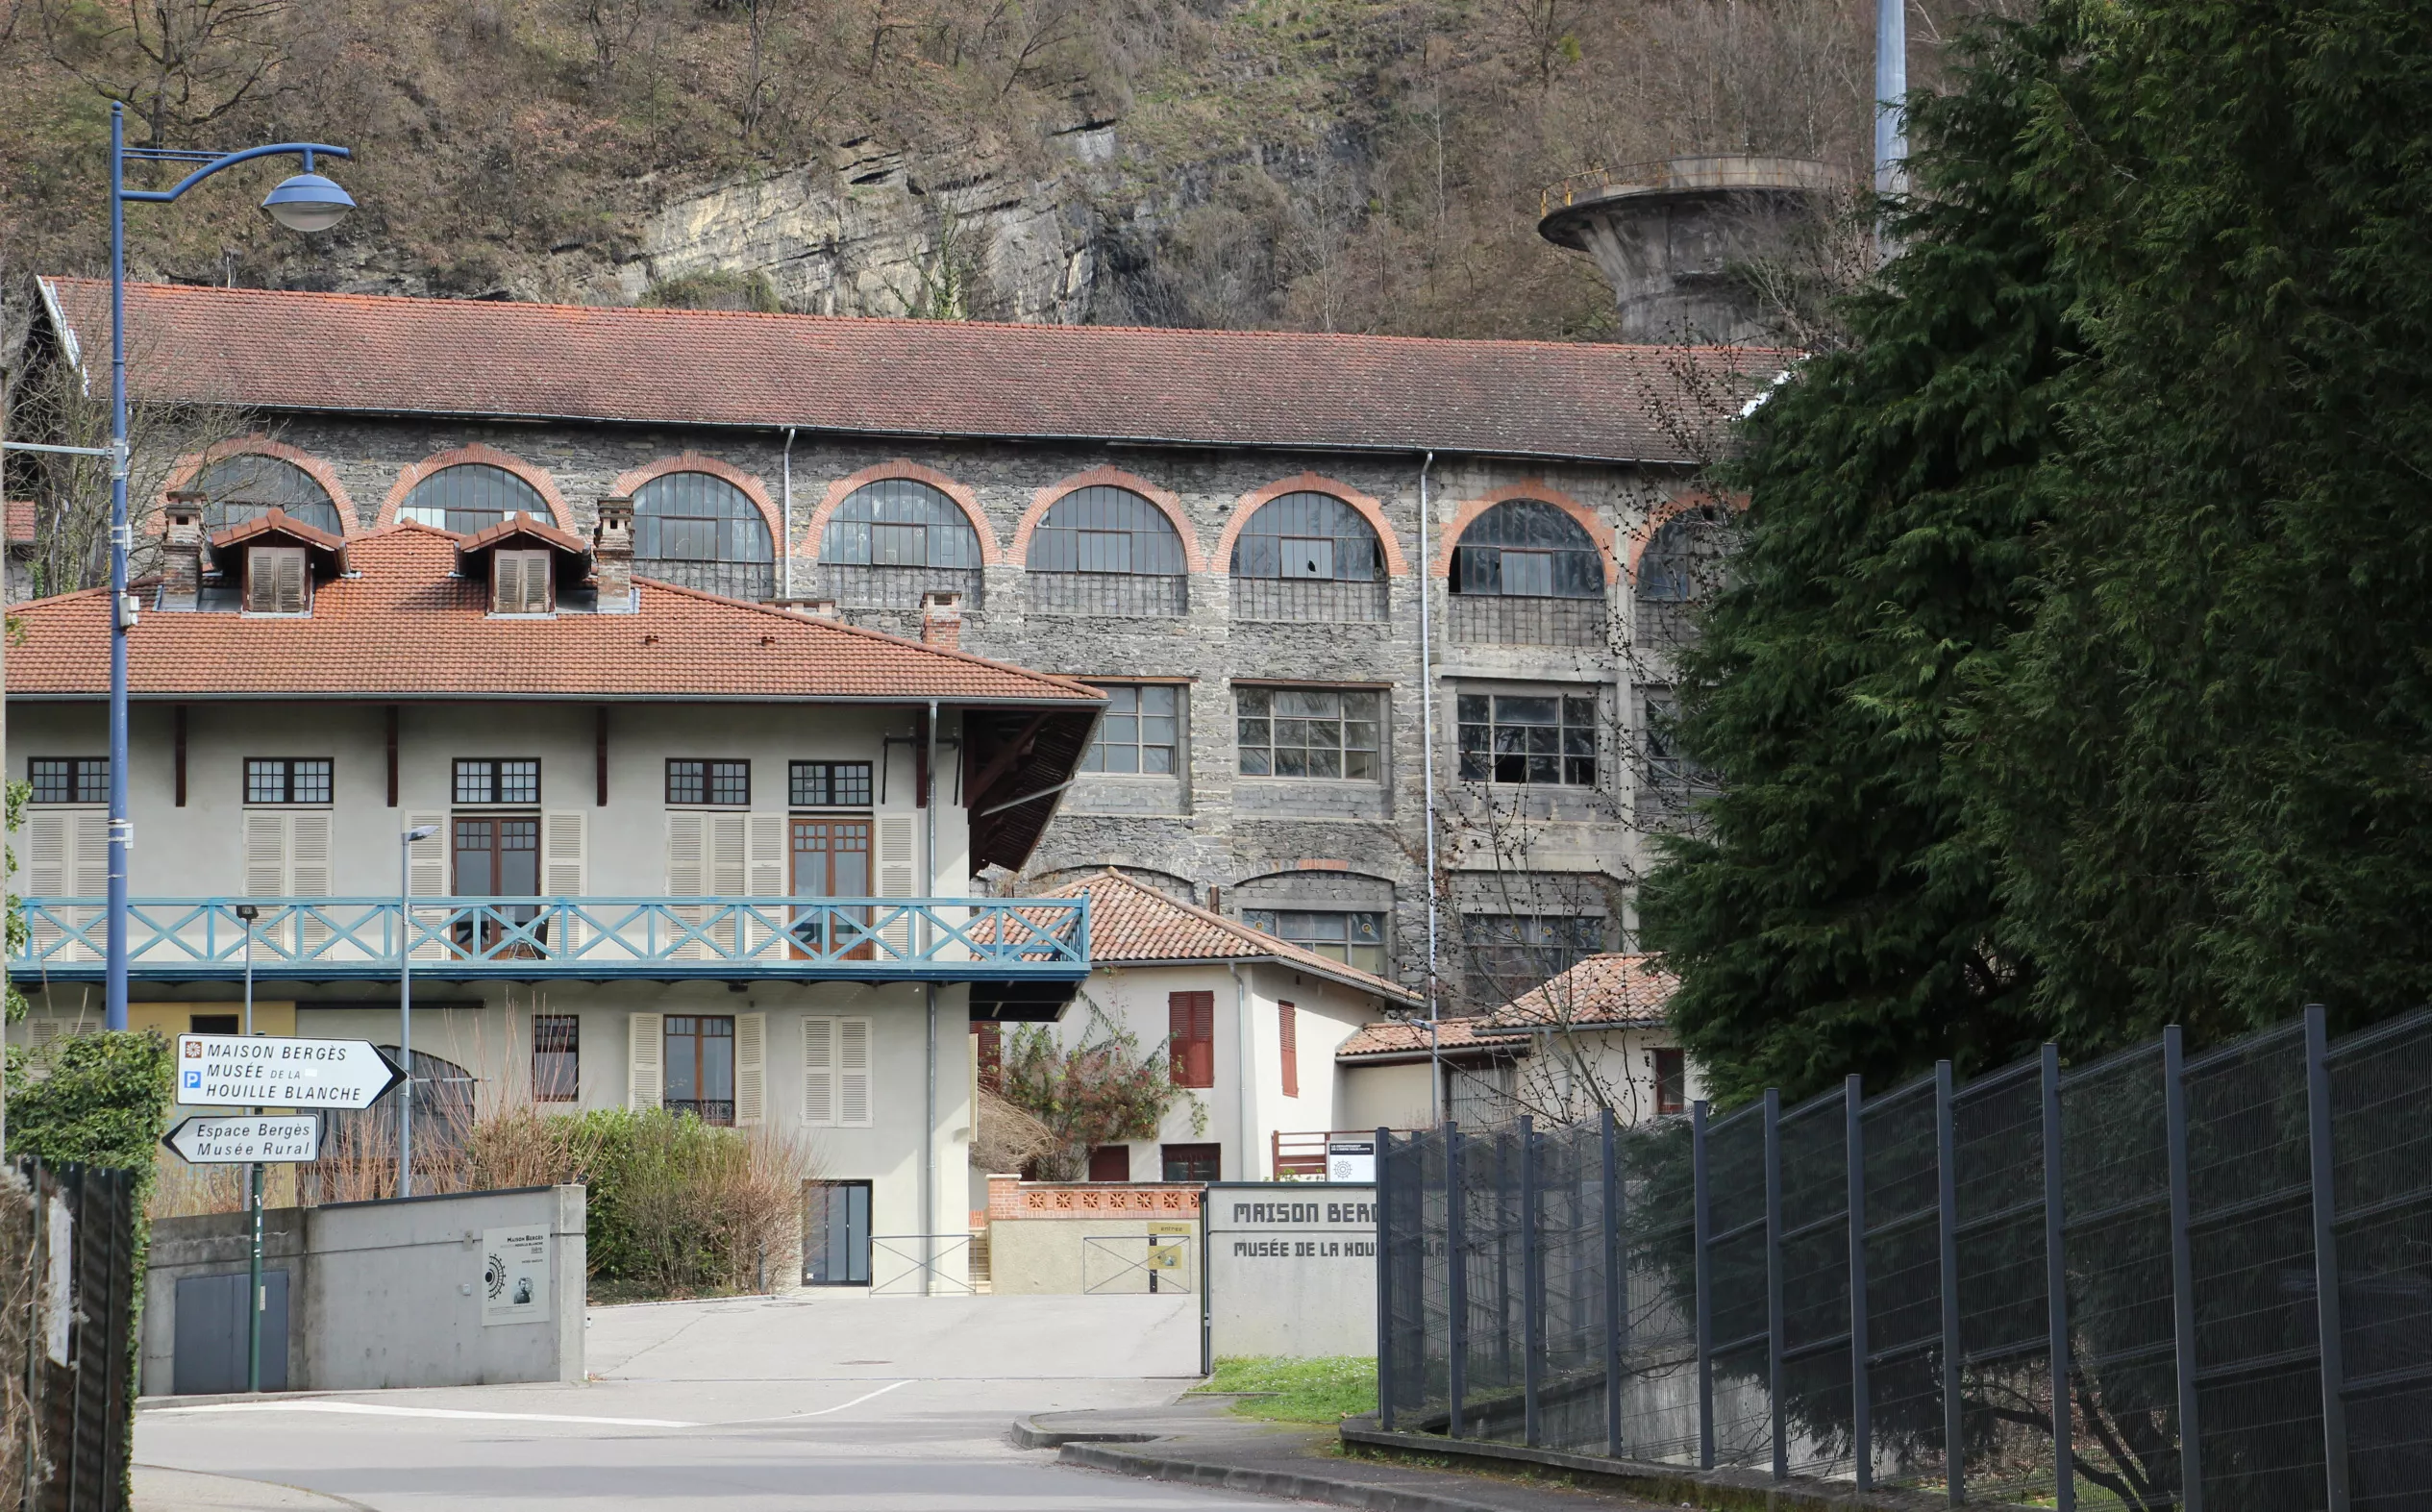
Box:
[0,0,1884,337]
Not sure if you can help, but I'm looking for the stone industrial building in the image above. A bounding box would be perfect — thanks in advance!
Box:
[22,278,1764,1012]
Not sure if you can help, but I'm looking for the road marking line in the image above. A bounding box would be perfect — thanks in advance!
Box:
[720,1378,914,1425]
[149,1401,698,1427]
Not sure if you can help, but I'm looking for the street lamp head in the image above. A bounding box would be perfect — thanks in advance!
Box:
[234,904,261,922]
[404,825,441,843]
[261,171,355,232]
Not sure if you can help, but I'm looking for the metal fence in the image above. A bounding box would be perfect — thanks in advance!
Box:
[1377,1003,2432,1512]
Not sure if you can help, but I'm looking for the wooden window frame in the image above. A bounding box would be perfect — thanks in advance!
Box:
[244,545,310,615]
[1278,1001,1299,1098]
[244,757,334,806]
[1653,1047,1688,1116]
[491,548,554,615]
[666,758,751,806]
[533,1014,580,1103]
[28,756,109,806]
[663,1013,737,1126]
[454,757,542,806]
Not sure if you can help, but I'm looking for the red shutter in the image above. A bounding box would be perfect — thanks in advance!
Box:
[1169,991,1215,1088]
[1278,1001,1299,1098]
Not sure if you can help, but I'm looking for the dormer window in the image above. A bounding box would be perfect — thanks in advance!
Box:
[246,546,310,615]
[493,549,553,615]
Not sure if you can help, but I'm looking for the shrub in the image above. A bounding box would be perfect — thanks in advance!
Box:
[572,1108,812,1300]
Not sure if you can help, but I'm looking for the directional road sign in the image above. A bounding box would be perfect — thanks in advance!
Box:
[162,1114,321,1164]
[174,1034,406,1110]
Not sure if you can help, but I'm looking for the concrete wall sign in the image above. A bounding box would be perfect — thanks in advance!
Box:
[482,1227,551,1326]
[1205,1181,1377,1360]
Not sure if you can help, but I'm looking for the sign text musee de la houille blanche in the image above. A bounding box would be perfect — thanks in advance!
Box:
[174,1034,407,1110]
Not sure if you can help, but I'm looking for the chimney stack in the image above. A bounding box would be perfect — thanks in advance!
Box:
[804,598,840,620]
[594,494,634,605]
[161,490,206,599]
[921,589,963,651]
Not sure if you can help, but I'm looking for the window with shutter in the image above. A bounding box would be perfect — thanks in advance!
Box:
[666,811,709,959]
[838,1017,873,1127]
[543,811,587,948]
[247,546,309,614]
[1278,1001,1298,1098]
[493,549,553,614]
[1168,991,1215,1088]
[803,1017,836,1125]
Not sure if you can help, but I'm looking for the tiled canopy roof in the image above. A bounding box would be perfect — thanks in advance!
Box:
[1489,953,1678,1030]
[1335,1017,1525,1062]
[40,278,1783,465]
[7,524,1104,706]
[1033,870,1422,1005]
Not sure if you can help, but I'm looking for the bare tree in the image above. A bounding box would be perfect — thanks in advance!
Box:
[38,0,294,146]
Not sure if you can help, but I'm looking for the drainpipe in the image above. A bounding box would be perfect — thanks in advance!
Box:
[1230,963,1254,1179]
[924,699,939,1295]
[782,427,798,601]
[1417,452,1442,1128]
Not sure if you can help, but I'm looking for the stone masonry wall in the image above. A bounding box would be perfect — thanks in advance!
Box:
[143,413,1683,993]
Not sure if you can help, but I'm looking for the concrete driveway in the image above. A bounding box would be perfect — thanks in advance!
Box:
[135,1291,1289,1510]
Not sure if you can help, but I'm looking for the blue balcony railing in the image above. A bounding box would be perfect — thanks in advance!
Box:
[12,896,1088,982]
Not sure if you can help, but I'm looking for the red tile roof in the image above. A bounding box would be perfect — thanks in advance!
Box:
[7,500,37,545]
[7,523,1105,706]
[40,279,1785,466]
[1487,954,1677,1030]
[455,513,589,557]
[1031,870,1422,1005]
[1335,1017,1526,1061]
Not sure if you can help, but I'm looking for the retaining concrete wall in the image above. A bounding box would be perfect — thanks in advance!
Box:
[143,1184,585,1395]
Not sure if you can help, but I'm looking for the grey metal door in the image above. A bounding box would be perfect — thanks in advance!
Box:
[172,1270,289,1394]
[804,1180,871,1285]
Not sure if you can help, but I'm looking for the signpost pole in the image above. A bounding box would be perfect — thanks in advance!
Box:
[238,905,261,1395]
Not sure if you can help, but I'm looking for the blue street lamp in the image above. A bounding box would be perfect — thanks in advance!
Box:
[97,103,355,1030]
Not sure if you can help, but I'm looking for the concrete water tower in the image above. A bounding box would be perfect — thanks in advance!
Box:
[1538,156,1849,344]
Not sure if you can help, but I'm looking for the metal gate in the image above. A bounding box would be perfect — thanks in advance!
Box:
[1083,1233,1194,1295]
[171,1271,291,1395]
[15,1157,138,1512]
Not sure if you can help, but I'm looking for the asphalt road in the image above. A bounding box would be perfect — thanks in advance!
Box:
[134,1292,1292,1511]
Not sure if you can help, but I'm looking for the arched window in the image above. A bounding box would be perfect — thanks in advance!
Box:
[399,463,549,534]
[1027,485,1187,616]
[1230,491,1386,622]
[1451,501,1601,598]
[633,472,775,600]
[193,455,343,538]
[816,478,984,608]
[1636,504,1730,604]
[1447,500,1605,647]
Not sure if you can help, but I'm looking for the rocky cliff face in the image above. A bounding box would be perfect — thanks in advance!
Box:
[537,129,1122,323]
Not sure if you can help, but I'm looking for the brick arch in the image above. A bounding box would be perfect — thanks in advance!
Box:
[377,444,574,533]
[1623,489,1746,583]
[1012,466,1204,574]
[1430,482,1619,585]
[1212,474,1410,578]
[155,436,363,535]
[797,459,1001,565]
[611,453,785,557]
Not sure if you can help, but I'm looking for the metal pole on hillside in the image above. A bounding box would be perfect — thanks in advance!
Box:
[1875,0,1907,197]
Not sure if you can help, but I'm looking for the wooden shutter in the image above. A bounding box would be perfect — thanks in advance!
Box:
[289,811,334,953]
[1169,991,1215,1088]
[243,811,287,897]
[1278,1001,1298,1099]
[405,812,448,960]
[707,812,749,956]
[628,1012,664,1109]
[875,814,917,956]
[25,811,69,957]
[543,810,587,949]
[494,550,551,614]
[802,1017,836,1126]
[734,1012,766,1126]
[248,547,306,613]
[70,811,108,900]
[666,811,707,958]
[838,1017,873,1128]
[744,813,786,953]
